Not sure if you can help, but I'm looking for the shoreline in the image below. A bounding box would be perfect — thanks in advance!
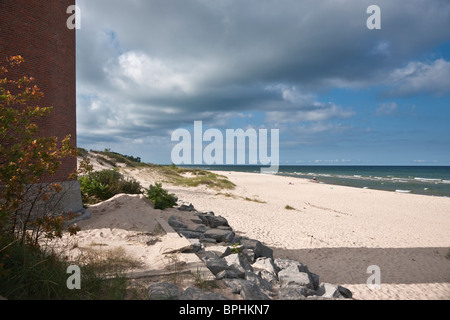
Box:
[180,165,450,198]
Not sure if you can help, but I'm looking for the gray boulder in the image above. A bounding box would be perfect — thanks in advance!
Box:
[258,270,278,284]
[194,225,208,233]
[177,229,204,239]
[223,278,249,294]
[278,265,314,289]
[245,271,272,292]
[203,214,229,228]
[274,258,309,273]
[178,203,195,211]
[224,253,253,278]
[204,257,230,275]
[240,282,271,300]
[148,282,182,300]
[204,228,235,243]
[240,238,273,260]
[215,269,239,280]
[168,215,187,229]
[278,284,308,300]
[251,257,278,277]
[316,283,353,299]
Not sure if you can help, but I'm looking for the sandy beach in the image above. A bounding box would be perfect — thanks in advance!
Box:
[66,155,450,300]
[121,167,450,300]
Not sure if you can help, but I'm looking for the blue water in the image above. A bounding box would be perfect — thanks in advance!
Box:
[180,165,450,197]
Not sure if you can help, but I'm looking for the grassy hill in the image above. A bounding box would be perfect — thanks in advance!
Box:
[77,148,235,191]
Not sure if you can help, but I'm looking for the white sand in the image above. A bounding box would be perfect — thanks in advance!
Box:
[145,170,450,300]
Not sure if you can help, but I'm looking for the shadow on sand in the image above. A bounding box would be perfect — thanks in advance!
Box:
[272,246,450,285]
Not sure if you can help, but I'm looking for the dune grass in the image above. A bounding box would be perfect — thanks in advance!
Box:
[0,234,138,300]
[79,149,236,191]
[156,165,236,190]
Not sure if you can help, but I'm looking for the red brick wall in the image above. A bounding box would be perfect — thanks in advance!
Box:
[0,0,77,182]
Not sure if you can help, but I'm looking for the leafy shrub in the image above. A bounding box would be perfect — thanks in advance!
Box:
[79,175,111,202]
[145,183,177,210]
[79,169,142,204]
[0,55,77,244]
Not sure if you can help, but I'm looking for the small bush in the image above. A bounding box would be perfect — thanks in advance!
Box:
[145,183,177,210]
[79,169,142,204]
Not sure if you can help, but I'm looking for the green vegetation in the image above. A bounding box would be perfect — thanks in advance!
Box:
[145,182,178,210]
[77,147,89,158]
[89,149,149,168]
[79,169,142,204]
[244,197,266,204]
[162,167,235,190]
[77,149,235,191]
[285,205,296,210]
[0,233,134,299]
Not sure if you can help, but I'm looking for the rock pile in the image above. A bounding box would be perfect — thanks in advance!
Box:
[149,203,353,300]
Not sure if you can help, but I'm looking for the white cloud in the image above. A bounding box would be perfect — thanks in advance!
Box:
[108,51,193,94]
[388,59,450,96]
[265,102,354,124]
[376,102,398,116]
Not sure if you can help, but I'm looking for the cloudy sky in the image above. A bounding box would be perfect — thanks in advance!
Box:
[76,0,450,165]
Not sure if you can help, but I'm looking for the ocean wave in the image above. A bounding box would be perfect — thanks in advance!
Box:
[414,177,442,182]
[395,189,411,193]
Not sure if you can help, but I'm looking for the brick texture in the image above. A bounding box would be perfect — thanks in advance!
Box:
[0,0,77,182]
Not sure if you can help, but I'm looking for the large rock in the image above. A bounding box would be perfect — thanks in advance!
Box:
[278,284,308,300]
[245,272,272,292]
[168,215,187,229]
[274,258,309,273]
[178,203,195,211]
[203,214,230,228]
[224,253,253,278]
[258,270,278,284]
[177,229,204,239]
[316,283,353,299]
[278,265,314,289]
[148,282,182,300]
[223,278,271,300]
[223,278,249,294]
[240,238,273,260]
[204,228,235,243]
[240,281,271,300]
[215,269,239,280]
[251,257,278,277]
[204,257,230,275]
[204,245,233,258]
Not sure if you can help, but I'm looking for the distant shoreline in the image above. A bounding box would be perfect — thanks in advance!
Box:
[178,164,450,198]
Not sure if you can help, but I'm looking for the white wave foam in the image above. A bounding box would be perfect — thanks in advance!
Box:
[414,177,441,182]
